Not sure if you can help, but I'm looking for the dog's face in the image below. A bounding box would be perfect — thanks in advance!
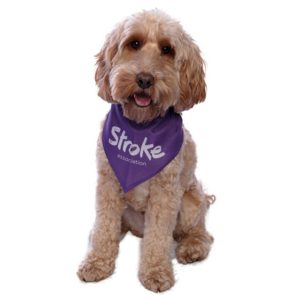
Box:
[96,10,206,123]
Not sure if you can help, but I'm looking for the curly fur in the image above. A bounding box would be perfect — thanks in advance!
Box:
[78,9,213,292]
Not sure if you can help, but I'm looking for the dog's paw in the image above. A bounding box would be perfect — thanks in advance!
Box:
[139,263,174,292]
[176,234,213,264]
[77,252,115,282]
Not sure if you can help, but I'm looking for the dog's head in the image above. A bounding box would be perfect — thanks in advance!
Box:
[95,10,206,123]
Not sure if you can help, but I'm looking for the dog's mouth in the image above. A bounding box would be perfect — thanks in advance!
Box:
[130,92,152,108]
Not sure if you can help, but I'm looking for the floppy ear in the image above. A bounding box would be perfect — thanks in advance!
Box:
[174,40,206,113]
[95,26,122,102]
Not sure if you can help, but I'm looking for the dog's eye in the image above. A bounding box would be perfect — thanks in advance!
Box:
[130,41,141,50]
[161,46,172,55]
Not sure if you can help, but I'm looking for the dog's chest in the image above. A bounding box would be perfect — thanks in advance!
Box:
[124,181,150,211]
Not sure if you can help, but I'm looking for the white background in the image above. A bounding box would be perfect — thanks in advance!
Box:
[0,0,299,299]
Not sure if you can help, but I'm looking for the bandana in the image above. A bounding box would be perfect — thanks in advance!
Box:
[102,104,183,192]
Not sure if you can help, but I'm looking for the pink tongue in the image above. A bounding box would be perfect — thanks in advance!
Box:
[134,94,151,107]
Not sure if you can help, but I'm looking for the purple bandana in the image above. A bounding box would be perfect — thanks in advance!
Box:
[102,104,184,193]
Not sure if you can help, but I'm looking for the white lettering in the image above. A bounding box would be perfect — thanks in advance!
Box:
[118,130,128,150]
[109,126,120,146]
[129,144,140,156]
[151,146,165,159]
[108,126,165,161]
[122,140,132,152]
[140,137,154,160]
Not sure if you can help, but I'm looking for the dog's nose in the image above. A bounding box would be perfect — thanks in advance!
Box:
[136,73,154,89]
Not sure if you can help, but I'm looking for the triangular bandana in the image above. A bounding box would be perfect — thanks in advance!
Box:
[102,104,183,193]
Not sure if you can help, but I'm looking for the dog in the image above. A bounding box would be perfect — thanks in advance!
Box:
[77,9,214,292]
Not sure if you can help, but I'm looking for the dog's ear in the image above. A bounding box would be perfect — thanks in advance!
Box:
[95,26,122,102]
[175,40,206,113]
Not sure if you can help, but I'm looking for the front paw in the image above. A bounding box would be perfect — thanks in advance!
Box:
[139,263,174,292]
[77,252,115,282]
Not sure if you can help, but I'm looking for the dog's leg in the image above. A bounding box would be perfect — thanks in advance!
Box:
[138,179,181,292]
[174,182,214,264]
[77,176,125,282]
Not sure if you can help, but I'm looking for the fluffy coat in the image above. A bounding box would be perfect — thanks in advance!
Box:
[78,10,214,292]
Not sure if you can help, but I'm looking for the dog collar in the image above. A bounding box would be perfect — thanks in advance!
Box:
[102,104,184,192]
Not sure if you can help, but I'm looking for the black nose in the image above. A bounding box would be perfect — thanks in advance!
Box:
[136,73,154,89]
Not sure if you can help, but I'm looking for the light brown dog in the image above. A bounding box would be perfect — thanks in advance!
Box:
[78,9,214,292]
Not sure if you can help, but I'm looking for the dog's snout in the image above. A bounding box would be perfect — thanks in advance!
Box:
[136,73,154,89]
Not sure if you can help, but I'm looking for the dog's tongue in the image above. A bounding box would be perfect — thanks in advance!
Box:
[134,94,152,107]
